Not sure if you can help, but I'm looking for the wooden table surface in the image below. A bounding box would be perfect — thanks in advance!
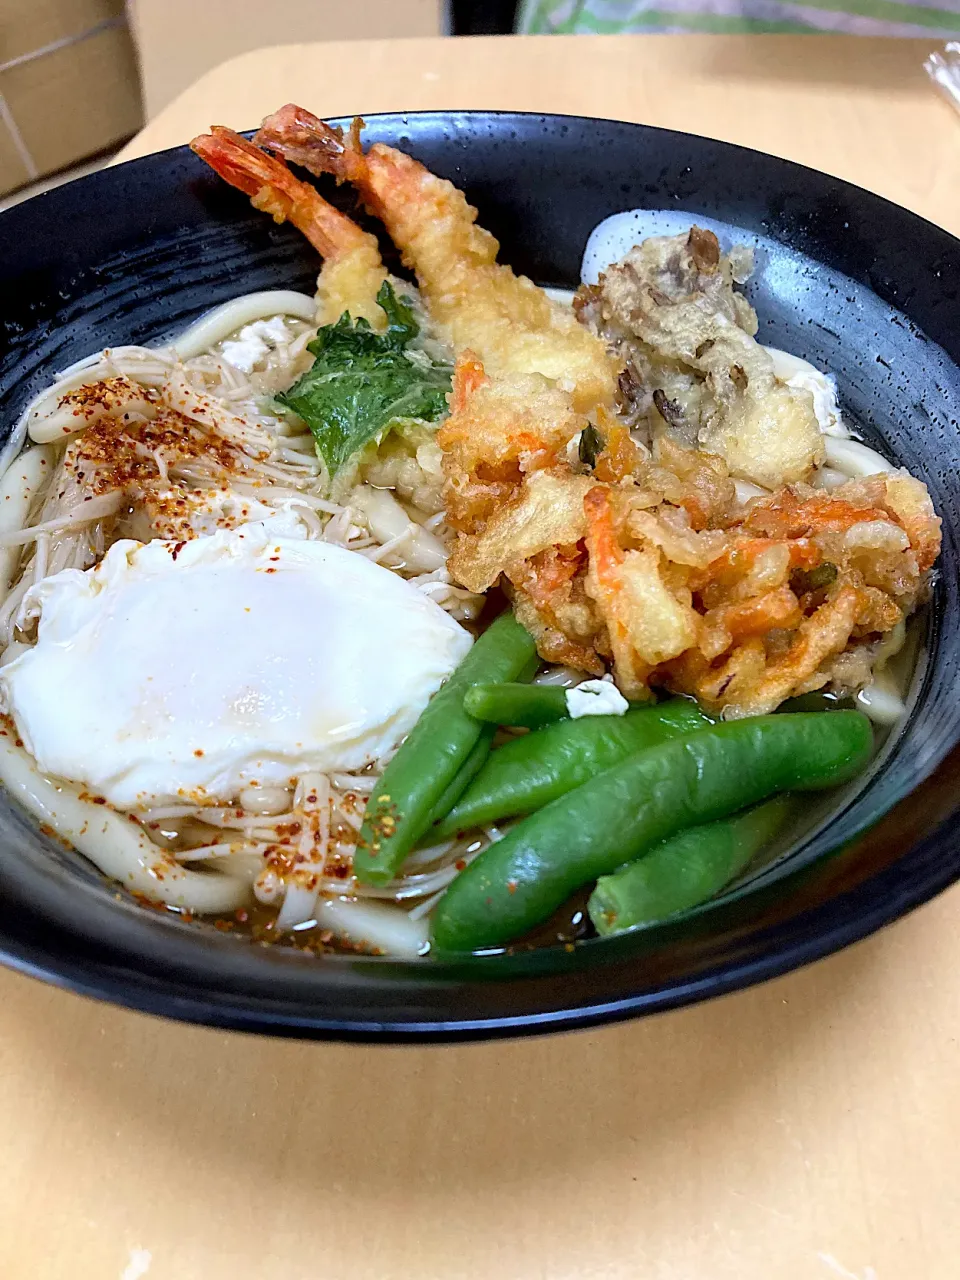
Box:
[2,34,958,1280]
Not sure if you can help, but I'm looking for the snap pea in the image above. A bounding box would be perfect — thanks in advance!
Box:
[422,653,541,832]
[463,682,570,729]
[433,700,711,838]
[423,725,496,830]
[430,712,872,952]
[355,612,536,886]
[777,690,856,714]
[588,796,793,936]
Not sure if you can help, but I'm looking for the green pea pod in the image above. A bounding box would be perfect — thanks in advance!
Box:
[423,654,540,832]
[430,712,873,953]
[433,700,711,838]
[355,612,537,886]
[588,796,793,936]
[777,691,856,714]
[463,683,570,728]
[422,725,496,831]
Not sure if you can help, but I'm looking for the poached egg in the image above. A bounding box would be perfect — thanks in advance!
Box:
[0,520,472,810]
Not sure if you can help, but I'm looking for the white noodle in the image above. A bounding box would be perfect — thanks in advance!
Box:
[362,527,415,564]
[734,478,768,503]
[313,897,429,958]
[56,345,173,382]
[533,666,587,689]
[330,773,378,793]
[239,784,291,815]
[407,889,449,922]
[33,534,49,584]
[141,804,217,821]
[276,882,321,929]
[0,491,124,547]
[0,446,55,599]
[30,389,157,446]
[824,437,894,479]
[350,486,448,572]
[402,838,457,869]
[173,291,318,359]
[163,368,275,459]
[274,772,330,929]
[180,841,268,861]
[0,738,248,912]
[21,351,176,450]
[856,621,909,725]
[253,868,282,904]
[856,675,906,725]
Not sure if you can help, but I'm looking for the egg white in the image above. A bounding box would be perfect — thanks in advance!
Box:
[0,520,472,810]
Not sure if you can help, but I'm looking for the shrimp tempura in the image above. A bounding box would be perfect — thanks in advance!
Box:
[190,126,388,328]
[255,106,619,413]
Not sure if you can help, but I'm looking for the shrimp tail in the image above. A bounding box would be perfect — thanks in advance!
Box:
[191,126,280,201]
[256,107,421,235]
[191,126,353,259]
[256,105,368,188]
[190,124,388,327]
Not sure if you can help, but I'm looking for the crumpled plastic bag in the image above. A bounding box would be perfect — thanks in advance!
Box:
[925,43,960,116]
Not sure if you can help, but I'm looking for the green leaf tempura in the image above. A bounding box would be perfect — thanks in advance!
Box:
[276,281,452,477]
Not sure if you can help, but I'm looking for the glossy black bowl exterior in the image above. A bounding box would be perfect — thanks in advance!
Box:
[1,113,959,1041]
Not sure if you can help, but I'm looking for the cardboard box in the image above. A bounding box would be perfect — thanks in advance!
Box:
[0,0,143,197]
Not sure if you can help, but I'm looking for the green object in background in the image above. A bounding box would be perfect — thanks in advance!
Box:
[517,0,960,37]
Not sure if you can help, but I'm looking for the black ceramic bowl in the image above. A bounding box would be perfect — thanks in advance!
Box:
[1,112,959,1041]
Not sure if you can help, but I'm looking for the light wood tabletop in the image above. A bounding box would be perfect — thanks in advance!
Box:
[2,34,958,1280]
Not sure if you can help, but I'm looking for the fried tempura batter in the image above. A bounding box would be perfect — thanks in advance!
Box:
[576,228,825,488]
[439,354,940,716]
